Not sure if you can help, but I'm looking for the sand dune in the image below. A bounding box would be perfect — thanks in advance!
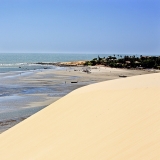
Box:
[0,73,160,159]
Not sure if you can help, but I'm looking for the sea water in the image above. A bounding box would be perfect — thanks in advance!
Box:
[0,53,109,73]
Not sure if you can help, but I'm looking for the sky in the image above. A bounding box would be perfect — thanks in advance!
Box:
[0,0,159,55]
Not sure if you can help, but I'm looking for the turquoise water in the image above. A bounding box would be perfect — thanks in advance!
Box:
[0,53,109,73]
[0,53,106,64]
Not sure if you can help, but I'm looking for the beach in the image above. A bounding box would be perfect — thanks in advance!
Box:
[0,66,155,133]
[0,0,159,158]
[0,71,160,159]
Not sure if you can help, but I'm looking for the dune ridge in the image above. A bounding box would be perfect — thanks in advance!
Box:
[0,73,160,159]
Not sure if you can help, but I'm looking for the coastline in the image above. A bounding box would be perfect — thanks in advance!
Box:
[0,65,157,133]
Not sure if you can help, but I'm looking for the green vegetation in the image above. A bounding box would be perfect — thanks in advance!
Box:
[84,55,160,69]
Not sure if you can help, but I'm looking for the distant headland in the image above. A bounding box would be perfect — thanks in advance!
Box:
[36,55,160,69]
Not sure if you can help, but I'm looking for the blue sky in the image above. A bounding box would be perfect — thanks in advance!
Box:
[0,0,159,55]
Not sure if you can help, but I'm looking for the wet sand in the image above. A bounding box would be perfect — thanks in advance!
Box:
[0,66,156,133]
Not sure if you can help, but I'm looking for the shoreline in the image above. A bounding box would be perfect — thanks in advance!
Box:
[0,65,158,133]
[35,60,160,71]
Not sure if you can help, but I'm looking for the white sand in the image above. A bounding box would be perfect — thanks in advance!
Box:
[0,73,160,159]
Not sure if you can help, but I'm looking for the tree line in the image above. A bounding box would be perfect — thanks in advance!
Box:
[84,55,160,69]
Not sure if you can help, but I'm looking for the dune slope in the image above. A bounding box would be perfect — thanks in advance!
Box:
[0,73,160,159]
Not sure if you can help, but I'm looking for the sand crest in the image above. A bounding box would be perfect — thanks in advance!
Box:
[0,73,160,159]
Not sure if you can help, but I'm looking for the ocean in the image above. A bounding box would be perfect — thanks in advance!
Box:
[0,53,109,73]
